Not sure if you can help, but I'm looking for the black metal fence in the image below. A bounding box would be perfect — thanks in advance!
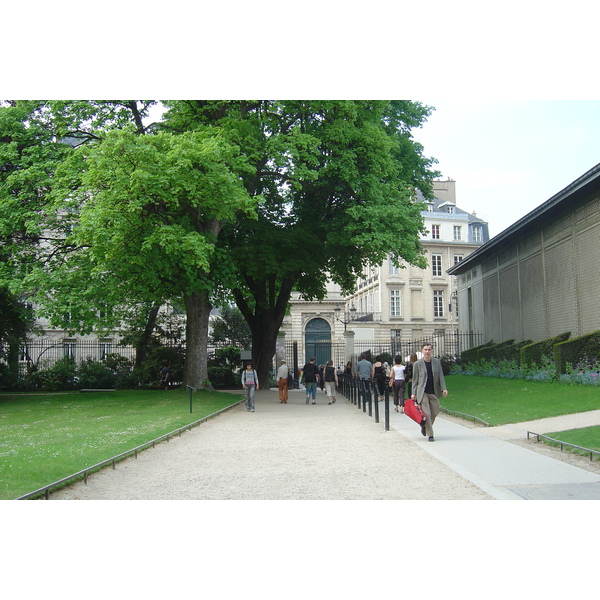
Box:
[2,338,249,382]
[281,332,484,379]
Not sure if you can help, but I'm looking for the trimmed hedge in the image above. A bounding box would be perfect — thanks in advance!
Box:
[460,340,494,364]
[495,339,534,364]
[520,332,571,367]
[554,330,600,374]
[478,339,515,362]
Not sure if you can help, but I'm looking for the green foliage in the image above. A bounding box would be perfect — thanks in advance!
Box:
[132,345,185,389]
[210,305,251,347]
[520,332,571,368]
[207,346,241,389]
[77,358,116,389]
[163,100,439,384]
[0,287,33,345]
[39,357,78,391]
[554,330,600,375]
[1,100,440,391]
[459,341,495,364]
[477,339,515,362]
[454,357,557,382]
[494,339,533,363]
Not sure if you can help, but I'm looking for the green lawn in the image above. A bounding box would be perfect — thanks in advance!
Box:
[3,376,600,500]
[443,375,600,426]
[0,389,243,500]
[543,426,600,454]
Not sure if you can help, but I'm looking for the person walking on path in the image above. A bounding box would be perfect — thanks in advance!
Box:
[356,353,372,406]
[241,363,259,412]
[411,344,447,442]
[277,360,289,403]
[301,357,320,404]
[389,355,406,413]
[160,363,170,391]
[323,359,338,405]
[372,355,386,402]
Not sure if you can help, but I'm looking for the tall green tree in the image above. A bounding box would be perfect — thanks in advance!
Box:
[1,101,258,388]
[0,100,173,371]
[42,128,257,388]
[163,100,439,383]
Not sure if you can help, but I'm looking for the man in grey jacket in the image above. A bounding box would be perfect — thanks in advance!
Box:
[411,343,448,442]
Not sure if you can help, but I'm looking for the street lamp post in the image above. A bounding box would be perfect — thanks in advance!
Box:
[334,304,357,331]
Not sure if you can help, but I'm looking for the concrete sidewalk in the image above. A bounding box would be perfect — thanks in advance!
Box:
[386,402,600,500]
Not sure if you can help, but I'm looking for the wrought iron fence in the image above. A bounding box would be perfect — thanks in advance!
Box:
[10,338,249,366]
[280,332,483,377]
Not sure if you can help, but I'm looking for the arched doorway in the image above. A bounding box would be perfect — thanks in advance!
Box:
[304,318,332,367]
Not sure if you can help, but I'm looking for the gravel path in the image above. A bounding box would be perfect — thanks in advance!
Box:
[50,389,492,500]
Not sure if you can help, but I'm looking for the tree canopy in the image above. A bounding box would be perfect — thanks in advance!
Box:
[162,100,439,382]
[1,100,439,388]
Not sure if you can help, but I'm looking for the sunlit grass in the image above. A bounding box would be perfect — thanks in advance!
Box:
[443,375,600,426]
[0,389,242,500]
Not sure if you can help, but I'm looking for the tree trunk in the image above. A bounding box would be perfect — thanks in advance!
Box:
[182,290,212,390]
[235,273,298,388]
[250,312,282,389]
[134,303,160,368]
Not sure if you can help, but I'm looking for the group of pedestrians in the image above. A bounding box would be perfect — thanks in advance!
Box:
[356,352,416,411]
[353,343,448,441]
[299,357,339,405]
[242,343,448,442]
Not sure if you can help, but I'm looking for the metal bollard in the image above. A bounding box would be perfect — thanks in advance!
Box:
[374,381,379,423]
[384,384,390,431]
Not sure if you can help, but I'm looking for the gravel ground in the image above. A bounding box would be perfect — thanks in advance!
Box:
[50,388,492,500]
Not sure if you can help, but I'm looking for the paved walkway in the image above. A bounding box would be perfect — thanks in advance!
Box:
[388,402,600,500]
[51,387,600,500]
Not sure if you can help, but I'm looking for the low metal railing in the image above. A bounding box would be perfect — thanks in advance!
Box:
[440,407,490,427]
[526,431,600,461]
[16,398,245,500]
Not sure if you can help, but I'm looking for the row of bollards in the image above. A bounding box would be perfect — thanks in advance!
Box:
[337,374,390,431]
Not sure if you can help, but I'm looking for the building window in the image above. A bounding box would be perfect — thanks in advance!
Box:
[391,329,401,339]
[473,225,482,242]
[432,254,442,277]
[431,224,440,239]
[99,339,113,360]
[390,289,401,317]
[453,226,462,241]
[63,340,77,360]
[454,254,463,265]
[433,290,444,317]
[427,202,434,212]
[447,205,455,213]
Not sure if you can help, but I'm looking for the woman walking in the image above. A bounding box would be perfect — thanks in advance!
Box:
[241,363,259,412]
[389,355,406,412]
[323,359,338,405]
[372,355,386,402]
